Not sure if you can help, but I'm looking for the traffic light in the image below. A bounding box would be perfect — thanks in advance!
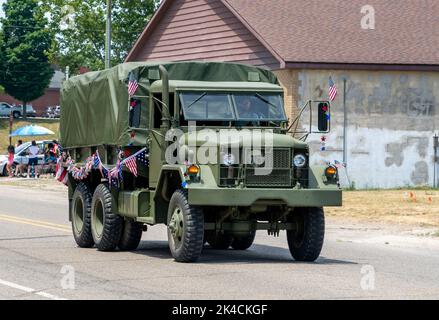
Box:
[318,102,330,132]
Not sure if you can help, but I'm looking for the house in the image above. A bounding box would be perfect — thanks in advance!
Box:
[126,0,439,188]
[0,70,65,116]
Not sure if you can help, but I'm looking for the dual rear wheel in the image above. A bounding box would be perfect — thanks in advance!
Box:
[70,183,143,251]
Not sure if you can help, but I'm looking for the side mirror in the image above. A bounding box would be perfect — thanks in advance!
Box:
[317,102,330,132]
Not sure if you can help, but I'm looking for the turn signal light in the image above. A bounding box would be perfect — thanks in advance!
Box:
[187,165,200,176]
[325,166,337,178]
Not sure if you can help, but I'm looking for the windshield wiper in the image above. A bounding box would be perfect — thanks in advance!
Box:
[185,92,207,110]
[255,93,279,111]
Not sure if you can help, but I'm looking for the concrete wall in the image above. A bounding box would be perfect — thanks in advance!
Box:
[296,69,439,189]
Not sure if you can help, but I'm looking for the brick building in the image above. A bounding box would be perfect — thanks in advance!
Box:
[0,70,64,116]
[126,0,439,188]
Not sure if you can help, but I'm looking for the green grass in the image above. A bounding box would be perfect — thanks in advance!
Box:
[0,118,60,153]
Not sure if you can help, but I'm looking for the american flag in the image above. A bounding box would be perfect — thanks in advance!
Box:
[328,76,337,101]
[125,157,138,177]
[137,150,149,167]
[93,154,101,169]
[128,72,139,97]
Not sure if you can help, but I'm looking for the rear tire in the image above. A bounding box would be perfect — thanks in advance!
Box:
[91,184,123,251]
[167,190,204,263]
[206,232,233,250]
[12,111,20,119]
[287,207,325,262]
[231,231,256,250]
[118,219,143,251]
[71,183,94,248]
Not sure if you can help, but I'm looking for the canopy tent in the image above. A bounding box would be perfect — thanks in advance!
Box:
[10,125,55,137]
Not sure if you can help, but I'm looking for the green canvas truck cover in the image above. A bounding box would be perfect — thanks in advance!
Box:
[60,61,279,148]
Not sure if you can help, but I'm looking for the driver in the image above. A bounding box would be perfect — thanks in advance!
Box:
[237,97,259,119]
[236,97,260,127]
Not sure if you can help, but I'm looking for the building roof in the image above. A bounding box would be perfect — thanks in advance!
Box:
[49,70,66,89]
[127,0,439,70]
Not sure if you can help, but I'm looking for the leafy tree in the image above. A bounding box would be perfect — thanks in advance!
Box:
[0,0,55,118]
[44,0,159,74]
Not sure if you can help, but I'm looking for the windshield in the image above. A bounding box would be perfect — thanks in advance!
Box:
[179,93,235,121]
[233,93,286,121]
[179,92,286,123]
[15,143,31,154]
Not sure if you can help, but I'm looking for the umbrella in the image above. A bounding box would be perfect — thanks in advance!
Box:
[10,125,55,137]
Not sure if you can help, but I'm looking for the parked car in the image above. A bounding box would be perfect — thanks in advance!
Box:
[45,105,61,118]
[16,104,37,118]
[0,140,54,176]
[0,102,37,118]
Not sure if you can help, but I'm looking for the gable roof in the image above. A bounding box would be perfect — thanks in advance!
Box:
[127,0,439,70]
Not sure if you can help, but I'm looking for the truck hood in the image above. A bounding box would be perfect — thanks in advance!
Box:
[177,130,308,149]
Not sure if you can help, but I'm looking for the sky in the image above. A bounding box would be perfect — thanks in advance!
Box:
[0,0,4,19]
[0,0,6,17]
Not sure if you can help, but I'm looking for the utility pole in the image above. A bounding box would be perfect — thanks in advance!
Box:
[105,0,112,69]
[434,134,438,188]
[343,78,348,167]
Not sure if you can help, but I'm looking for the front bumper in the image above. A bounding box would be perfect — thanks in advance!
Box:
[188,187,342,207]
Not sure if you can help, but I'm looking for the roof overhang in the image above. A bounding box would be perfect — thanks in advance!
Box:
[284,62,439,72]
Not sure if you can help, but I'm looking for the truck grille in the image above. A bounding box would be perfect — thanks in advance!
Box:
[245,148,292,188]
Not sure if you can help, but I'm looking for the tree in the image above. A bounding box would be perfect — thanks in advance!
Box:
[0,0,55,118]
[44,0,159,74]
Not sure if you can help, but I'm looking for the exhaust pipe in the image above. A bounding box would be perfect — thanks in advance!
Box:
[159,65,171,131]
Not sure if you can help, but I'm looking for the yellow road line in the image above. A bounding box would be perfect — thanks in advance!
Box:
[0,214,70,233]
[0,214,69,229]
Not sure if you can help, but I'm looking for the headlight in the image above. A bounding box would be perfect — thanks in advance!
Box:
[222,153,236,166]
[293,154,307,167]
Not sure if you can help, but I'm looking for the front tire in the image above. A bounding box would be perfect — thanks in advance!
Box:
[167,190,204,263]
[91,184,123,251]
[71,183,94,248]
[118,219,143,251]
[287,207,325,262]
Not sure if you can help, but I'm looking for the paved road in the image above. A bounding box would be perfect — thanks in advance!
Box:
[0,183,438,300]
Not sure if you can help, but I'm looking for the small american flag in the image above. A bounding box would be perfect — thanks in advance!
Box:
[128,72,139,96]
[328,76,337,101]
[137,150,149,167]
[125,157,138,177]
[93,154,101,169]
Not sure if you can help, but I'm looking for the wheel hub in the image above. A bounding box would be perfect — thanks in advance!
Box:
[169,207,184,246]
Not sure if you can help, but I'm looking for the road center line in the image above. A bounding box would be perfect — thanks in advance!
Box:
[0,214,70,233]
[0,279,67,300]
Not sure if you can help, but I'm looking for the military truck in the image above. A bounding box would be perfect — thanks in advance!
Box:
[60,62,342,263]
